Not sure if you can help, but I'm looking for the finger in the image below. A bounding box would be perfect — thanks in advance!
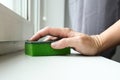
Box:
[43,36,58,41]
[51,37,77,49]
[30,27,72,41]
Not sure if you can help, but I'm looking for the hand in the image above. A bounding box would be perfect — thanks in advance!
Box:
[30,27,102,56]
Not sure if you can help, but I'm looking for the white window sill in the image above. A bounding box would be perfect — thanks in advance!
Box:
[0,41,24,55]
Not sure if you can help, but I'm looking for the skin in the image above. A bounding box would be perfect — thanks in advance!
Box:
[30,20,120,56]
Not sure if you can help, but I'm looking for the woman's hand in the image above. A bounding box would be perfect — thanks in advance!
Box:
[30,27,102,56]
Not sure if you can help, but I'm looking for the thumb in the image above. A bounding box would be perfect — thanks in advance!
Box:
[51,38,75,49]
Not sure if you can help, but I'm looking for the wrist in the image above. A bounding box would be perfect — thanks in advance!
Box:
[91,35,104,54]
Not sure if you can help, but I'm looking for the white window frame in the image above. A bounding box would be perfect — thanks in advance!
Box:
[29,0,41,33]
[13,0,41,33]
[14,0,41,33]
[15,0,65,34]
[29,0,65,34]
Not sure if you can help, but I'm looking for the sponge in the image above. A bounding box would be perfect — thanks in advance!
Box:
[25,41,70,56]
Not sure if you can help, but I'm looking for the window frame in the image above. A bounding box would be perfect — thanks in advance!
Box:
[14,0,41,34]
[29,0,41,33]
[0,0,65,35]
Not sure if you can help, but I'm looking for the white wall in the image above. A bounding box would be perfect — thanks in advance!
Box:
[47,0,65,27]
[40,0,65,28]
[0,0,14,10]
[0,4,33,41]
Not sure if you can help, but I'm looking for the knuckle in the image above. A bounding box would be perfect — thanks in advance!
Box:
[75,36,87,44]
[59,38,68,46]
[65,28,74,37]
[77,35,87,40]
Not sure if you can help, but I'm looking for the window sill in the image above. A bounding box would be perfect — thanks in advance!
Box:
[0,41,24,55]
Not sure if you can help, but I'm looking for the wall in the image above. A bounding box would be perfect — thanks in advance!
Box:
[40,0,65,28]
[0,0,14,10]
[0,4,33,41]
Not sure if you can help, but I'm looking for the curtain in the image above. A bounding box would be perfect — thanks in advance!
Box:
[68,0,119,58]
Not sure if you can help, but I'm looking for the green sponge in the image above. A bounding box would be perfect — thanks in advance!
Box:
[25,41,70,56]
